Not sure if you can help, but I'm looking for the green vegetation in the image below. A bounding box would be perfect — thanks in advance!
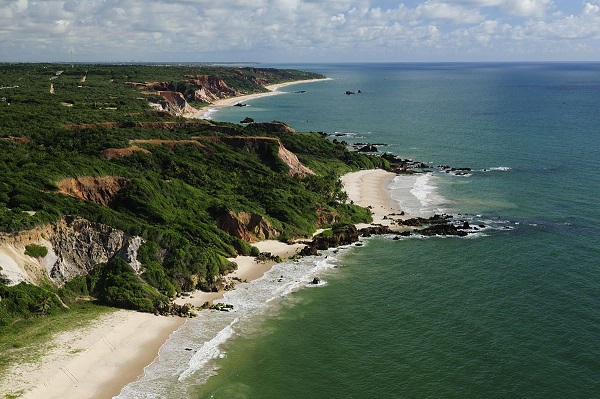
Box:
[0,63,387,326]
[24,244,48,258]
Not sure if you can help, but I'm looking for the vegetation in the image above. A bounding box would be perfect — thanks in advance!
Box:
[24,244,48,258]
[0,63,387,326]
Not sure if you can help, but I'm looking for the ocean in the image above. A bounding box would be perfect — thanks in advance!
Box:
[117,63,600,398]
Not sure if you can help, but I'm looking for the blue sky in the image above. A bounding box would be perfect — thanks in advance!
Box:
[1,0,599,62]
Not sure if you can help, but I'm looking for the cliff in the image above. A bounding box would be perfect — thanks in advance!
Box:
[56,176,130,207]
[0,216,143,286]
[216,211,280,242]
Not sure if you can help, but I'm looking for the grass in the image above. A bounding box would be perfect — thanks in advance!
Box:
[0,301,116,381]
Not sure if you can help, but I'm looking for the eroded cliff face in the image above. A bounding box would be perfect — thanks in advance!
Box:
[0,216,144,286]
[143,76,240,116]
[277,141,315,176]
[56,176,130,207]
[186,75,240,103]
[155,91,198,116]
[216,211,280,242]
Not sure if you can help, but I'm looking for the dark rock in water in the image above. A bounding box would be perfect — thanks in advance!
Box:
[357,144,378,152]
[400,214,452,227]
[234,102,247,107]
[357,90,362,94]
[310,277,321,285]
[300,224,391,256]
[294,90,306,93]
[240,117,254,124]
[418,223,469,237]
[299,245,319,256]
[345,91,355,95]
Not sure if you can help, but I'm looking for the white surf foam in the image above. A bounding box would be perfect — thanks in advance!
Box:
[482,166,512,172]
[178,318,239,381]
[115,251,345,399]
[388,173,447,217]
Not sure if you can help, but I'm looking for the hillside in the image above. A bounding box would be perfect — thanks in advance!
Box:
[0,64,388,326]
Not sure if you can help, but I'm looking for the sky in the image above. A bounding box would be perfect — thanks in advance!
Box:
[1,0,599,63]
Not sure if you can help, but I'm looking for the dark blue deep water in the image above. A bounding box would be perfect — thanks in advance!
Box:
[120,63,600,399]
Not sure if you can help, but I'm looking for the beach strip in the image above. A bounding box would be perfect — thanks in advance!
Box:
[2,168,404,399]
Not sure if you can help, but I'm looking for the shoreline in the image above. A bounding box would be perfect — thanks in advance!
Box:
[193,78,332,119]
[2,168,406,399]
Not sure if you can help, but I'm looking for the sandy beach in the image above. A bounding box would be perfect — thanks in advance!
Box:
[196,78,331,119]
[341,169,407,228]
[1,168,404,399]
[0,241,307,399]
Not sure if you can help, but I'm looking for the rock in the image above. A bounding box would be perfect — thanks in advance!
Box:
[240,117,254,124]
[310,277,321,285]
[48,216,145,284]
[300,225,391,255]
[357,144,378,152]
[216,210,280,242]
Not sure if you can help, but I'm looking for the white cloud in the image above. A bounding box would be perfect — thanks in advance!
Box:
[452,0,553,17]
[416,1,484,23]
[0,0,598,61]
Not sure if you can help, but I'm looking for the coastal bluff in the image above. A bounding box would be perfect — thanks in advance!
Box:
[0,216,143,286]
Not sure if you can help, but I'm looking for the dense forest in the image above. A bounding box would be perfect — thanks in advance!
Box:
[0,63,388,326]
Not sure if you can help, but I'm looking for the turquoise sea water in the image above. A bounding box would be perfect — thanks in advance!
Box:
[118,64,600,399]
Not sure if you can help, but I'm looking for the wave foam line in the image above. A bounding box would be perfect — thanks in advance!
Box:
[177,317,239,382]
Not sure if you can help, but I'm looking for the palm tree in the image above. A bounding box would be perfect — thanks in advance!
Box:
[36,296,52,316]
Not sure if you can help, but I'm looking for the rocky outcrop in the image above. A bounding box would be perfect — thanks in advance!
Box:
[216,211,280,242]
[156,91,198,116]
[185,75,240,103]
[49,216,144,283]
[0,216,144,286]
[299,224,391,256]
[56,176,130,207]
[277,140,315,176]
[142,76,240,110]
[315,207,339,227]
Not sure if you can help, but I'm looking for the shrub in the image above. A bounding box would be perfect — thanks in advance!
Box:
[24,244,48,258]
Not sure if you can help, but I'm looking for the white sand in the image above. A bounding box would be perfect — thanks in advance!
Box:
[341,169,409,228]
[2,310,184,399]
[2,169,409,399]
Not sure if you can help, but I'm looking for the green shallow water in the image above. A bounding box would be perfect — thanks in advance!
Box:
[111,63,600,399]
[195,232,599,399]
[189,63,600,399]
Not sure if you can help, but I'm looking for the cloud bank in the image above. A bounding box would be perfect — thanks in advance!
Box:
[1,0,599,62]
